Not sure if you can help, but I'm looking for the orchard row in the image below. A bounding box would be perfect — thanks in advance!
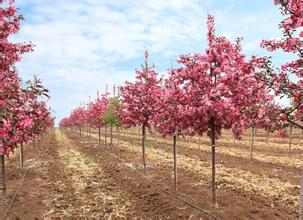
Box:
[59,0,302,207]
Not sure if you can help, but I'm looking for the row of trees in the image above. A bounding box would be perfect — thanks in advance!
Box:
[59,91,120,146]
[60,0,302,208]
[0,0,54,199]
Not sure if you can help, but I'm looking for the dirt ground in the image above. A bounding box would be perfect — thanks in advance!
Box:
[0,127,301,219]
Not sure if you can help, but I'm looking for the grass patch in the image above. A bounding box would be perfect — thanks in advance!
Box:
[84,156,96,165]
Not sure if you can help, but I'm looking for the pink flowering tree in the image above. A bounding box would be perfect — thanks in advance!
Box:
[69,106,86,138]
[261,2,302,215]
[244,99,291,162]
[0,0,52,199]
[260,0,302,128]
[119,51,162,173]
[85,99,96,145]
[172,15,269,205]
[152,70,188,190]
[93,93,110,145]
[0,0,34,157]
[59,93,110,145]
[59,117,70,128]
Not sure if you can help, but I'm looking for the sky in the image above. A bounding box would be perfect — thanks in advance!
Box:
[12,0,291,125]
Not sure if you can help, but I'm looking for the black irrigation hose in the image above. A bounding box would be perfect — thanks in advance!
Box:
[102,148,220,220]
[2,131,51,219]
[66,129,220,219]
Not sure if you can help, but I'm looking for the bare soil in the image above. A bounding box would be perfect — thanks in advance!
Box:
[0,127,301,219]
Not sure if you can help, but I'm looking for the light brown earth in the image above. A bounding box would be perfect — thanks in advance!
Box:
[0,127,302,219]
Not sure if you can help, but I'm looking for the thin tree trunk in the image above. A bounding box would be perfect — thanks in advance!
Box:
[153,128,157,147]
[79,126,82,138]
[1,155,6,200]
[132,127,136,138]
[198,136,202,159]
[19,143,24,170]
[289,126,293,151]
[98,123,101,145]
[250,127,255,164]
[300,175,303,220]
[173,134,177,191]
[117,126,120,148]
[89,126,92,145]
[105,125,108,147]
[210,117,217,207]
[142,123,147,173]
[266,131,270,143]
[110,125,113,144]
[198,136,201,151]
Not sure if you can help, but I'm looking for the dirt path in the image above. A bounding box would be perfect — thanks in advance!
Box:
[87,128,302,186]
[107,128,303,169]
[1,128,220,219]
[104,128,303,183]
[63,129,216,219]
[77,128,299,219]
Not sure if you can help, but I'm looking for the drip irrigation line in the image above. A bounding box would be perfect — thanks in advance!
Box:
[102,148,219,220]
[66,129,220,219]
[3,144,44,219]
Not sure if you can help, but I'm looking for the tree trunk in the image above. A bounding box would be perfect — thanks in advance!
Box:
[89,126,92,145]
[117,126,120,148]
[105,125,108,147]
[250,127,255,164]
[98,123,101,145]
[300,175,303,220]
[19,143,24,170]
[173,134,177,191]
[142,123,147,173]
[110,125,113,144]
[289,126,293,151]
[132,127,136,138]
[79,126,82,138]
[266,131,270,143]
[1,155,6,200]
[198,136,201,151]
[154,129,157,147]
[210,117,217,207]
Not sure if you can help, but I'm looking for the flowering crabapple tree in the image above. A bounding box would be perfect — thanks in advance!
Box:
[259,0,302,156]
[152,70,188,191]
[119,51,162,173]
[59,93,110,146]
[94,93,110,145]
[85,98,96,145]
[59,117,70,128]
[260,0,302,128]
[69,106,86,138]
[261,1,302,215]
[172,15,269,206]
[242,91,280,163]
[18,77,52,169]
[0,0,52,199]
[0,0,33,156]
